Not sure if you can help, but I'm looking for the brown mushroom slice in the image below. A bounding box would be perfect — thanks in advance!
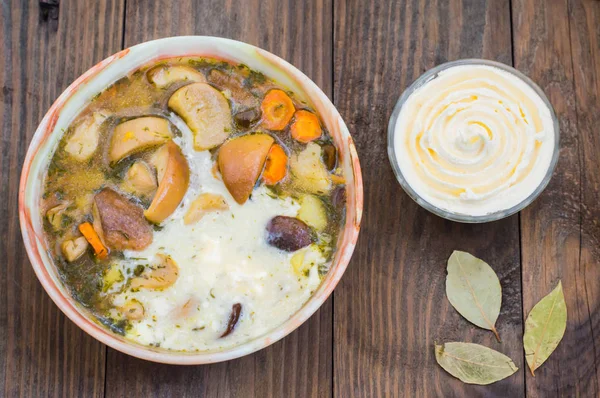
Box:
[123,161,157,196]
[220,303,242,338]
[93,188,153,251]
[130,254,179,291]
[109,117,172,163]
[147,65,206,88]
[119,299,145,320]
[208,69,258,108]
[184,193,229,225]
[168,83,232,151]
[290,142,332,194]
[145,141,190,223]
[218,134,274,204]
[64,112,108,161]
[61,236,89,262]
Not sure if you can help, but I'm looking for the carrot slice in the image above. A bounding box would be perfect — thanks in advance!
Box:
[262,144,288,185]
[290,110,322,143]
[79,222,108,259]
[260,89,295,130]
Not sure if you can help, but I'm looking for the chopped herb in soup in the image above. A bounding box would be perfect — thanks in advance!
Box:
[41,57,346,351]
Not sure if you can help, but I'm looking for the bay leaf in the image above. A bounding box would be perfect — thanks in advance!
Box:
[445,250,502,340]
[523,281,567,376]
[434,342,518,385]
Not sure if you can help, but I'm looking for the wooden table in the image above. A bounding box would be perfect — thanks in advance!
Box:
[1,0,599,396]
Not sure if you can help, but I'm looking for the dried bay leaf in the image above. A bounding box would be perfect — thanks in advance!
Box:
[446,251,502,340]
[434,342,518,385]
[523,281,567,375]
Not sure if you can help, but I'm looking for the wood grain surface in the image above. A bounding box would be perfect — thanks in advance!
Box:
[1,1,123,396]
[513,0,600,396]
[0,0,598,397]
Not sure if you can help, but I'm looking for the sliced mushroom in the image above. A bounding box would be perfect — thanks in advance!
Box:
[147,65,206,88]
[46,202,70,231]
[123,161,157,196]
[93,188,153,251]
[290,142,332,195]
[218,134,274,204]
[145,141,190,223]
[220,303,242,338]
[321,144,337,171]
[64,112,108,161]
[109,117,172,163]
[130,254,179,291]
[172,297,200,319]
[208,69,258,108]
[119,299,145,321]
[184,193,229,225]
[61,236,89,262]
[168,83,232,151]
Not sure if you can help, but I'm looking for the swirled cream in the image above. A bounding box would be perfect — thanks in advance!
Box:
[394,64,555,216]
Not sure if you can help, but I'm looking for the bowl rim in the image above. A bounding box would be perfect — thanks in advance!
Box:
[18,36,363,364]
[387,58,560,223]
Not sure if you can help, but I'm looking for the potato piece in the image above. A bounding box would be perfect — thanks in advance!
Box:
[145,141,190,223]
[290,245,322,277]
[130,254,179,291]
[290,142,332,194]
[184,193,229,225]
[119,299,145,321]
[168,83,232,150]
[61,236,89,262]
[297,195,328,230]
[123,161,157,196]
[218,134,274,204]
[64,112,108,161]
[94,188,153,251]
[147,65,206,88]
[109,117,172,163]
[103,264,124,292]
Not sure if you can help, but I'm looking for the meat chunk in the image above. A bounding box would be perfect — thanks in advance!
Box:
[93,188,153,251]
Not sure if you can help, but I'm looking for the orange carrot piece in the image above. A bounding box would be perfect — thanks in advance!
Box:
[79,222,108,259]
[262,144,288,185]
[260,89,295,130]
[290,110,322,143]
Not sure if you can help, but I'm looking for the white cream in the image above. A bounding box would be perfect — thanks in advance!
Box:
[107,116,326,351]
[394,65,555,216]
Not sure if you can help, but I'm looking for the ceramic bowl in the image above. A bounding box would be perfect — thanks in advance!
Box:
[19,36,363,364]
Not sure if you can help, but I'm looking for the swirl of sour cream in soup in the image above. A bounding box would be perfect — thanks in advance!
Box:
[394,64,556,216]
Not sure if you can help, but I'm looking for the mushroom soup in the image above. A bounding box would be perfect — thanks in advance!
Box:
[41,58,346,351]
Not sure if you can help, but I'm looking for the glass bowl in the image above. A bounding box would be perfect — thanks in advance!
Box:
[387,59,560,223]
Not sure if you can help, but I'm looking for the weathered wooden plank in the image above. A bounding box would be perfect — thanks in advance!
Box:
[0,0,124,397]
[104,1,333,397]
[513,0,600,396]
[568,0,600,393]
[333,0,523,397]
